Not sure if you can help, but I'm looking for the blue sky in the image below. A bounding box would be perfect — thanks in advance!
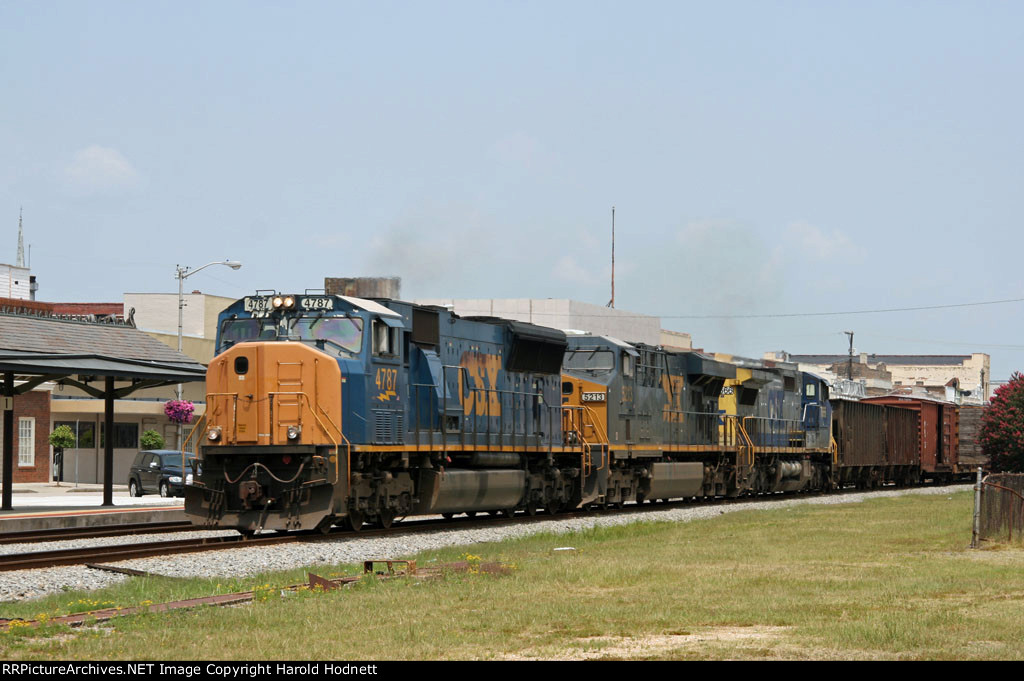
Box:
[2,1,1022,378]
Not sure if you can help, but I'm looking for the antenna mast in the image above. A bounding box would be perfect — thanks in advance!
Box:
[16,208,24,268]
[608,206,615,308]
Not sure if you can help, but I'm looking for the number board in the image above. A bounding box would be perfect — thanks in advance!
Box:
[582,392,606,402]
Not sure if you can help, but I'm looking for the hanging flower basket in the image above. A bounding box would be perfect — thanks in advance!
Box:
[164,399,195,424]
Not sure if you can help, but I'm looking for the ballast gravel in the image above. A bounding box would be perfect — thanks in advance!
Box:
[0,484,970,603]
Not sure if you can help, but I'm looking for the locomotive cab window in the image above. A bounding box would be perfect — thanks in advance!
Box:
[805,383,816,398]
[373,320,399,357]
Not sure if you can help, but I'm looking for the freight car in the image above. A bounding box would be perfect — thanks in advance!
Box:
[183,291,950,535]
[862,394,959,482]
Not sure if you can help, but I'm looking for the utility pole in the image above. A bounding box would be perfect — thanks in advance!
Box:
[844,331,855,380]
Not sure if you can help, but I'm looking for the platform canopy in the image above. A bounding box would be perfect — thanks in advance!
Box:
[0,312,207,509]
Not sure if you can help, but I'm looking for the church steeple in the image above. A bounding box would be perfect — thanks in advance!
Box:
[16,207,25,268]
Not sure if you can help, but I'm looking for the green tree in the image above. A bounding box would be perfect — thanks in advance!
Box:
[48,425,75,486]
[140,429,165,450]
[980,371,1024,472]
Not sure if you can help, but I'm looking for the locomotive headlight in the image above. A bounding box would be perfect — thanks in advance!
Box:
[272,296,284,308]
[287,425,302,441]
[283,296,295,308]
[207,427,222,442]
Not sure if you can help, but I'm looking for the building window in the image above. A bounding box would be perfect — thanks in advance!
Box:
[18,417,34,467]
[100,423,139,449]
[54,421,96,449]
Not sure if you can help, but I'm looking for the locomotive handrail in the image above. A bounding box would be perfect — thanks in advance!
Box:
[742,416,812,452]
[661,409,722,448]
[560,405,594,476]
[580,404,608,472]
[179,412,207,479]
[206,392,240,443]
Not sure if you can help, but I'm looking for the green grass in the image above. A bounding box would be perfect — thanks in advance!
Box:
[3,491,1023,660]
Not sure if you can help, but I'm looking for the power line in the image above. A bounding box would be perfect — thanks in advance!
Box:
[668,297,1024,320]
[439,296,1024,321]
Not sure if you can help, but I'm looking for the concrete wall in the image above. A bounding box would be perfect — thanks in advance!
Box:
[124,292,235,341]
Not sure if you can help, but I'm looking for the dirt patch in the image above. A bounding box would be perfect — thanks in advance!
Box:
[503,626,791,660]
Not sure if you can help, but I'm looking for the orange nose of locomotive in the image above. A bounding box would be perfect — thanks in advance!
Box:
[203,342,343,447]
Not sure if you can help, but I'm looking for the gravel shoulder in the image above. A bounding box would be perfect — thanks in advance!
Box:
[0,484,971,603]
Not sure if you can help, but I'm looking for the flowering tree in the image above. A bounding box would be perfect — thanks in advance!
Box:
[980,371,1024,472]
[164,399,195,425]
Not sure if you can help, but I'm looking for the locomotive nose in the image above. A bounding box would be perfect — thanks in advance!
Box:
[204,342,343,447]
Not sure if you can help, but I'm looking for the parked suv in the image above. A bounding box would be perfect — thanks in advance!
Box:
[128,450,193,498]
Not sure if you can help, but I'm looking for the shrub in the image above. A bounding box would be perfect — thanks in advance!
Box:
[980,371,1024,472]
[49,425,75,450]
[140,429,165,450]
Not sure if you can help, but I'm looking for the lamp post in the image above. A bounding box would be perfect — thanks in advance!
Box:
[175,260,242,451]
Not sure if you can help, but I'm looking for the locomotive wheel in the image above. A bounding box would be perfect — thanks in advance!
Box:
[347,510,365,532]
[501,508,515,518]
[525,501,538,516]
[378,509,396,529]
[546,500,562,515]
[316,517,335,535]
[442,513,455,520]
[464,511,477,518]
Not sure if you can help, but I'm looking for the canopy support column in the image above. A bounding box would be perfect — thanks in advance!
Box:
[102,376,115,507]
[2,372,13,511]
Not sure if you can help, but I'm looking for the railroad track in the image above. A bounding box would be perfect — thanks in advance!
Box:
[0,521,195,545]
[0,484,969,573]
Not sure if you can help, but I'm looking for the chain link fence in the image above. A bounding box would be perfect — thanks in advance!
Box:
[973,471,1024,547]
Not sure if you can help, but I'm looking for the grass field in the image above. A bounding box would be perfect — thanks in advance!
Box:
[3,490,1023,660]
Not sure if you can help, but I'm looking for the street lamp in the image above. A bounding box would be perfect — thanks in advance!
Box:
[175,260,242,450]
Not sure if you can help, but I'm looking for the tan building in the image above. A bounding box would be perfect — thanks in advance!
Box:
[766,351,990,404]
[46,292,235,484]
[659,329,693,351]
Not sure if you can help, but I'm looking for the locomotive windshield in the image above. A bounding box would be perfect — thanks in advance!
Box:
[563,348,615,374]
[218,315,364,357]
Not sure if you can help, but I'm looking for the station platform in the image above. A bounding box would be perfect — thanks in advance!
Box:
[0,483,187,533]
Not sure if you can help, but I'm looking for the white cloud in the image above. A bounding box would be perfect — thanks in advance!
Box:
[553,254,604,287]
[60,145,142,196]
[786,220,858,260]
